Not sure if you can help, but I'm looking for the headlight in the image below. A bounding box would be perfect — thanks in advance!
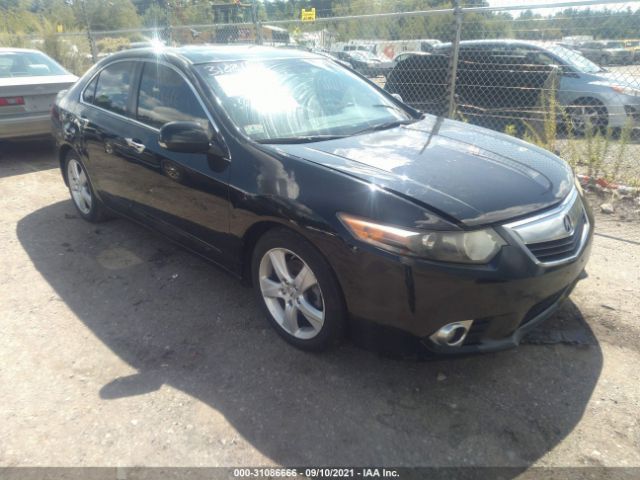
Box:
[338,213,505,264]
[611,85,640,96]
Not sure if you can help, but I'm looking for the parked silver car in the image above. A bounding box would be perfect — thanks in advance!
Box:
[540,42,640,131]
[0,48,77,140]
[431,40,640,133]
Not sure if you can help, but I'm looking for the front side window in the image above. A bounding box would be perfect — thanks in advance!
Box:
[94,62,135,116]
[196,58,413,142]
[136,63,209,129]
[546,45,602,74]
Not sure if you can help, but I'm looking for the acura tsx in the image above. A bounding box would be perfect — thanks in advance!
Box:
[52,45,593,354]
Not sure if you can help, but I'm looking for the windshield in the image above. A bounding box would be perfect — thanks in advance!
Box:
[197,58,413,143]
[0,51,68,78]
[546,45,603,73]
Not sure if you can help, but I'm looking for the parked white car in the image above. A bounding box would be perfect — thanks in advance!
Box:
[0,48,77,140]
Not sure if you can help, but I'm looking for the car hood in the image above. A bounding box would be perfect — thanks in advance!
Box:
[590,70,639,88]
[269,116,574,227]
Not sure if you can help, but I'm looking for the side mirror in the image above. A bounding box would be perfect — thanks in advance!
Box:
[159,121,211,154]
[391,93,403,102]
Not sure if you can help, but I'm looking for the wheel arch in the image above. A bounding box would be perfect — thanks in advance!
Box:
[570,96,606,107]
[239,219,347,304]
[240,220,285,285]
[58,143,74,186]
[568,96,609,129]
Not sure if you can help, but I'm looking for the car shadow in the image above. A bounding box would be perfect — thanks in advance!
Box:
[0,138,58,179]
[17,200,603,468]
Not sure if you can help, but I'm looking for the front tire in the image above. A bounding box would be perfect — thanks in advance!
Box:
[65,152,109,223]
[566,98,608,136]
[252,228,346,352]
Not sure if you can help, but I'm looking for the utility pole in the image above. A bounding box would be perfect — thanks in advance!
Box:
[447,0,463,119]
[76,0,97,62]
[252,0,263,45]
[165,0,173,45]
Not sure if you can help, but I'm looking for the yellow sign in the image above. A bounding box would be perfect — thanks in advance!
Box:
[301,8,316,22]
[56,24,64,33]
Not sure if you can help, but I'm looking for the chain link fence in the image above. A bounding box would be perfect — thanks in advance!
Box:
[2,0,639,240]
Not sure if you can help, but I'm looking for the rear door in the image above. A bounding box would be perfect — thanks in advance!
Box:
[78,60,144,211]
[457,44,510,111]
[386,54,448,115]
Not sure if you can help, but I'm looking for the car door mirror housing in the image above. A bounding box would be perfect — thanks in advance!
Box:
[159,121,211,154]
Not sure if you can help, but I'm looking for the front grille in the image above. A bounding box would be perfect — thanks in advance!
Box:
[526,217,585,263]
[505,189,589,265]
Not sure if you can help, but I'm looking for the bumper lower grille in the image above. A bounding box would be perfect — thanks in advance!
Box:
[520,288,566,327]
[463,318,490,346]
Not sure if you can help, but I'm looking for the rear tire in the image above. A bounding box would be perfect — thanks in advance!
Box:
[251,228,346,352]
[64,151,110,223]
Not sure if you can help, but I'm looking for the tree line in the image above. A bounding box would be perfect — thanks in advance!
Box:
[0,0,639,42]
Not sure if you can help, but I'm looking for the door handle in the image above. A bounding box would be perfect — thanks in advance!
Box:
[125,138,146,154]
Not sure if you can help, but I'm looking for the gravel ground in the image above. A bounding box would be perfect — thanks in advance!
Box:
[0,141,639,471]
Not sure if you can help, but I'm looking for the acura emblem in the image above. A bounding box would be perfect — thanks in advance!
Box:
[563,215,573,234]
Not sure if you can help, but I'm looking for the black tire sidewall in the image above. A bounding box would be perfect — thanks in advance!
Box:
[568,99,608,135]
[64,152,104,223]
[251,228,346,352]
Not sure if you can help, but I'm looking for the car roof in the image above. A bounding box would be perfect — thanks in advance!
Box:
[434,39,554,49]
[106,45,321,65]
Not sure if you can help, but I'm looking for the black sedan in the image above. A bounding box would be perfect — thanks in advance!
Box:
[334,50,391,77]
[52,46,593,354]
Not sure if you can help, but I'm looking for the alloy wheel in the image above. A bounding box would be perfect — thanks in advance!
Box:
[258,248,325,340]
[568,102,605,135]
[67,158,92,215]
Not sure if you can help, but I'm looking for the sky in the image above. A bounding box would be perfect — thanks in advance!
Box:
[486,0,640,15]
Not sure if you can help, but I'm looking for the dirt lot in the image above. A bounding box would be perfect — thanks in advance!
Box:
[0,141,639,470]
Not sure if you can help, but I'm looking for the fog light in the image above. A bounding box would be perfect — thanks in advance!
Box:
[429,320,473,347]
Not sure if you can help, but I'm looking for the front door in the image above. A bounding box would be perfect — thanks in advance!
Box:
[119,61,232,263]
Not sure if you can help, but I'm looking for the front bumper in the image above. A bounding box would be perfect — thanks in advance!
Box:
[328,193,594,355]
[0,113,51,140]
[607,100,640,128]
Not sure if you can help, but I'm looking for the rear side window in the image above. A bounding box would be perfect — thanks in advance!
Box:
[136,63,209,129]
[94,62,135,116]
[83,75,98,104]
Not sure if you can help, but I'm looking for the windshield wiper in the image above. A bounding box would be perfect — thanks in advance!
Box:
[371,104,406,113]
[257,134,348,144]
[351,119,417,136]
[372,104,425,119]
